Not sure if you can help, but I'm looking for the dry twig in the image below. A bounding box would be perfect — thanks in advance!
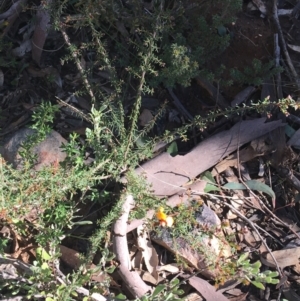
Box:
[273,0,300,91]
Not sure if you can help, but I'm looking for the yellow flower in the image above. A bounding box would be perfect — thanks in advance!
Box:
[156,207,174,227]
[156,207,167,221]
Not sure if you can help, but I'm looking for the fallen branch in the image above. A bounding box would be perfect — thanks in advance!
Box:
[113,195,151,298]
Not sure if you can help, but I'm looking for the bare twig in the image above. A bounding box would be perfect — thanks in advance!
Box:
[273,0,300,91]
[274,34,283,99]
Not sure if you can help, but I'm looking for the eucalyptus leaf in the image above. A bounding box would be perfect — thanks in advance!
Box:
[201,171,220,192]
[223,180,275,202]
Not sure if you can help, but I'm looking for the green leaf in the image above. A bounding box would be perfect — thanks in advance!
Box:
[202,171,220,192]
[36,247,51,261]
[237,252,249,264]
[251,281,265,290]
[41,262,49,270]
[167,141,178,157]
[271,278,279,284]
[152,284,166,297]
[106,266,116,273]
[223,180,275,202]
[72,220,93,225]
[115,293,127,300]
[252,261,262,269]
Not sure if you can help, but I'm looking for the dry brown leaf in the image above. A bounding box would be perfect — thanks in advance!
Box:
[189,276,230,301]
[141,271,157,285]
[185,292,204,301]
[261,247,300,269]
[231,86,256,107]
[156,264,179,274]
[31,1,51,65]
[137,224,159,281]
[252,0,267,14]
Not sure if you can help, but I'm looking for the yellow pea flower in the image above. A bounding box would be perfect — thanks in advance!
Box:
[155,207,174,227]
[156,207,167,221]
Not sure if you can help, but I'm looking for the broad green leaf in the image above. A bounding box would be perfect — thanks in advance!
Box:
[251,281,265,290]
[167,141,178,157]
[223,180,275,202]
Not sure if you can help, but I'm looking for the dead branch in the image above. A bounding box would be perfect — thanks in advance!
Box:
[274,34,283,99]
[273,0,300,91]
[167,88,193,121]
[113,195,151,298]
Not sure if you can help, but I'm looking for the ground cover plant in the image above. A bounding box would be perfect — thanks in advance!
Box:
[2,0,300,300]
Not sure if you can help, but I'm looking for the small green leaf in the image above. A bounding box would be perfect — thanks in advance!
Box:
[237,253,249,264]
[171,277,180,286]
[73,220,93,225]
[41,262,49,270]
[252,261,262,269]
[106,266,116,273]
[36,247,51,261]
[251,281,265,290]
[202,171,220,192]
[152,284,166,297]
[115,293,127,300]
[174,289,184,295]
[167,141,178,157]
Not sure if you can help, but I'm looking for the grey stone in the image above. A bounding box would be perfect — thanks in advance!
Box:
[1,128,67,170]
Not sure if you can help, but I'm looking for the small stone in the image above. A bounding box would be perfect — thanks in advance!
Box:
[1,128,67,170]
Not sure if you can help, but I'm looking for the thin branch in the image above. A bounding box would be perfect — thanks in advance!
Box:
[273,0,300,91]
[60,27,96,103]
[167,88,193,121]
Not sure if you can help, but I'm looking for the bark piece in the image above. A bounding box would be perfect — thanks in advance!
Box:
[133,118,284,197]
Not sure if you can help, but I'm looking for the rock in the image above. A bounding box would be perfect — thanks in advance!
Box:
[1,128,67,170]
